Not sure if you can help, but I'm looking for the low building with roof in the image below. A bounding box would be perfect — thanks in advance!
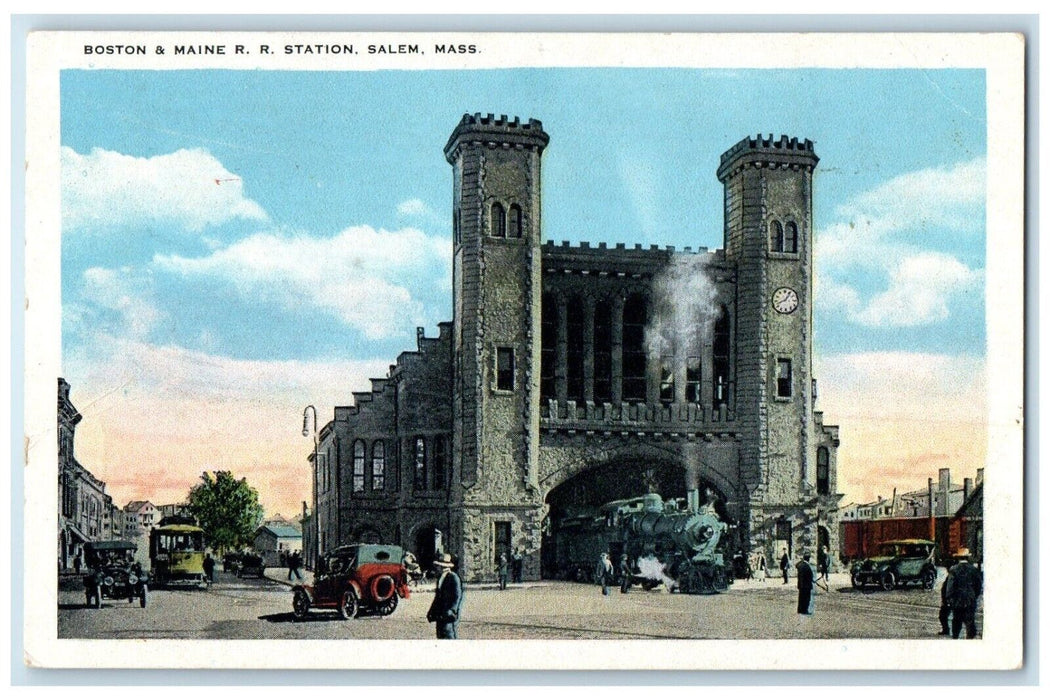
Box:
[254,523,303,566]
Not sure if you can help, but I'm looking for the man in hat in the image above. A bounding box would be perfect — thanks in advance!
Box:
[945,548,982,639]
[796,552,817,615]
[426,552,464,639]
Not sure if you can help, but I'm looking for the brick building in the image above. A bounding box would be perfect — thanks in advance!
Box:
[58,378,120,570]
[309,114,841,582]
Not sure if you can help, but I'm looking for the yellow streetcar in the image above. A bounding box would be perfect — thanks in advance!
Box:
[149,515,209,588]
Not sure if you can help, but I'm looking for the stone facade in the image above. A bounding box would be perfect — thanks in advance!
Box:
[308,115,842,582]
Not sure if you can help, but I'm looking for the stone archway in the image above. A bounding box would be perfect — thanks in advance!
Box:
[411,524,442,571]
[539,451,732,580]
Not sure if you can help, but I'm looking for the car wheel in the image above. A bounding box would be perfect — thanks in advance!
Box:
[922,568,937,590]
[376,592,399,616]
[140,584,148,608]
[93,586,103,609]
[292,589,310,620]
[851,574,863,589]
[339,589,359,620]
[370,575,397,603]
[879,571,897,591]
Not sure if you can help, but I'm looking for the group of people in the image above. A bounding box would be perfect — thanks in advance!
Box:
[594,552,634,595]
[494,549,525,590]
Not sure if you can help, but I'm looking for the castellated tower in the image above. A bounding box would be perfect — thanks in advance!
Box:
[717,135,838,560]
[444,114,550,578]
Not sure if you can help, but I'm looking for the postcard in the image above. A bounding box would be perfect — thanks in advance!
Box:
[22,30,1024,670]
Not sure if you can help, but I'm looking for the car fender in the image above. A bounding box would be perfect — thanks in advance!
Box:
[347,580,365,601]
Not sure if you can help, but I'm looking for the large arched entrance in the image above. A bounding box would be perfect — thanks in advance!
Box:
[412,524,442,571]
[540,457,729,579]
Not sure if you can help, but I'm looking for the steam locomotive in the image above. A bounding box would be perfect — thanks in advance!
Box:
[548,490,733,594]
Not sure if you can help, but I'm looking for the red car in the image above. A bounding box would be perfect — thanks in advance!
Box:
[292,544,410,620]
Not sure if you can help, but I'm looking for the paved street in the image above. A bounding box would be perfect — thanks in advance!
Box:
[58,568,982,640]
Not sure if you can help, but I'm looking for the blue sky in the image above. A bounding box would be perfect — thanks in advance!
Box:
[59,68,988,511]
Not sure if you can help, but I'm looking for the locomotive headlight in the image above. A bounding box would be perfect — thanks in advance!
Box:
[128,575,138,585]
[103,576,114,587]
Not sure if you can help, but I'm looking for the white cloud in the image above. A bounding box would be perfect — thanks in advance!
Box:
[62,146,268,232]
[853,253,982,326]
[816,157,986,327]
[80,265,161,340]
[154,225,452,340]
[397,198,428,216]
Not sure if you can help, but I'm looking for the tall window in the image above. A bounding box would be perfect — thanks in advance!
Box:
[508,204,523,238]
[686,355,702,403]
[776,358,793,398]
[816,447,830,495]
[541,294,558,401]
[659,355,675,403]
[491,202,506,238]
[453,207,460,245]
[784,222,799,254]
[713,306,730,406]
[496,347,515,391]
[593,302,613,403]
[353,440,366,493]
[494,521,512,564]
[432,436,446,490]
[566,299,585,402]
[413,437,427,490]
[769,220,785,252]
[622,295,648,402]
[371,441,385,492]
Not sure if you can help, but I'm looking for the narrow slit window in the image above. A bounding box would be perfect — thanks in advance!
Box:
[491,202,506,238]
[508,204,522,238]
[371,441,385,492]
[776,358,793,398]
[496,347,515,391]
[785,222,799,253]
[413,437,427,490]
[769,220,784,253]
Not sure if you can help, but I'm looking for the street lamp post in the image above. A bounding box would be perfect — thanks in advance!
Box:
[302,405,319,570]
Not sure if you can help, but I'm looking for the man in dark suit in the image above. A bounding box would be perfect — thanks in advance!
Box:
[796,552,816,615]
[426,552,464,639]
[780,549,790,584]
[946,548,982,639]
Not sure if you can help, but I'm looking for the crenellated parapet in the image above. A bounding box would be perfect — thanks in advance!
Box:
[444,112,550,163]
[717,133,819,182]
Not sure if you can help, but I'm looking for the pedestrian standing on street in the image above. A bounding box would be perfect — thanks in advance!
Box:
[203,552,215,582]
[818,546,830,583]
[596,552,615,595]
[938,564,955,635]
[426,552,464,639]
[780,549,790,584]
[619,553,632,594]
[946,548,982,639]
[496,553,509,590]
[796,552,816,615]
[73,552,82,575]
[288,550,304,581]
[512,549,524,583]
[756,552,767,582]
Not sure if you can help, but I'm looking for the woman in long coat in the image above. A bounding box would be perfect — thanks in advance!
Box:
[796,553,816,615]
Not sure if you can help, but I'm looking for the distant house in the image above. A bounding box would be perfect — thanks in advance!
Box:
[253,524,303,567]
[124,500,157,531]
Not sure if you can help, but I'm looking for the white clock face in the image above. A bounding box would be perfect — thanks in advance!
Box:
[772,287,799,314]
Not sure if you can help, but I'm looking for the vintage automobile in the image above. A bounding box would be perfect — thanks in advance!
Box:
[291,543,410,620]
[222,552,242,574]
[850,538,938,591]
[83,540,149,609]
[238,553,266,578]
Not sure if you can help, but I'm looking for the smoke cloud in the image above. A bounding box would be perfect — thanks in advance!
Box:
[635,555,677,590]
[645,255,721,361]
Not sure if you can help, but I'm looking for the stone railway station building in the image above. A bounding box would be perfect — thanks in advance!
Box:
[309,113,841,582]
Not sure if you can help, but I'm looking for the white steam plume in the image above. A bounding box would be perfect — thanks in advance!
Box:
[635,555,677,590]
[645,255,720,361]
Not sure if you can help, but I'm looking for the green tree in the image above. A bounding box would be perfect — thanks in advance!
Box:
[186,471,264,553]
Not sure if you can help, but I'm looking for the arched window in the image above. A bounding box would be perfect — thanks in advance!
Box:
[541,294,558,402]
[593,302,613,403]
[817,447,830,495]
[713,305,731,406]
[413,436,427,490]
[566,297,585,402]
[508,204,523,238]
[352,440,366,493]
[785,222,799,254]
[432,436,446,490]
[769,220,784,253]
[622,295,648,402]
[491,202,506,238]
[371,441,385,492]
